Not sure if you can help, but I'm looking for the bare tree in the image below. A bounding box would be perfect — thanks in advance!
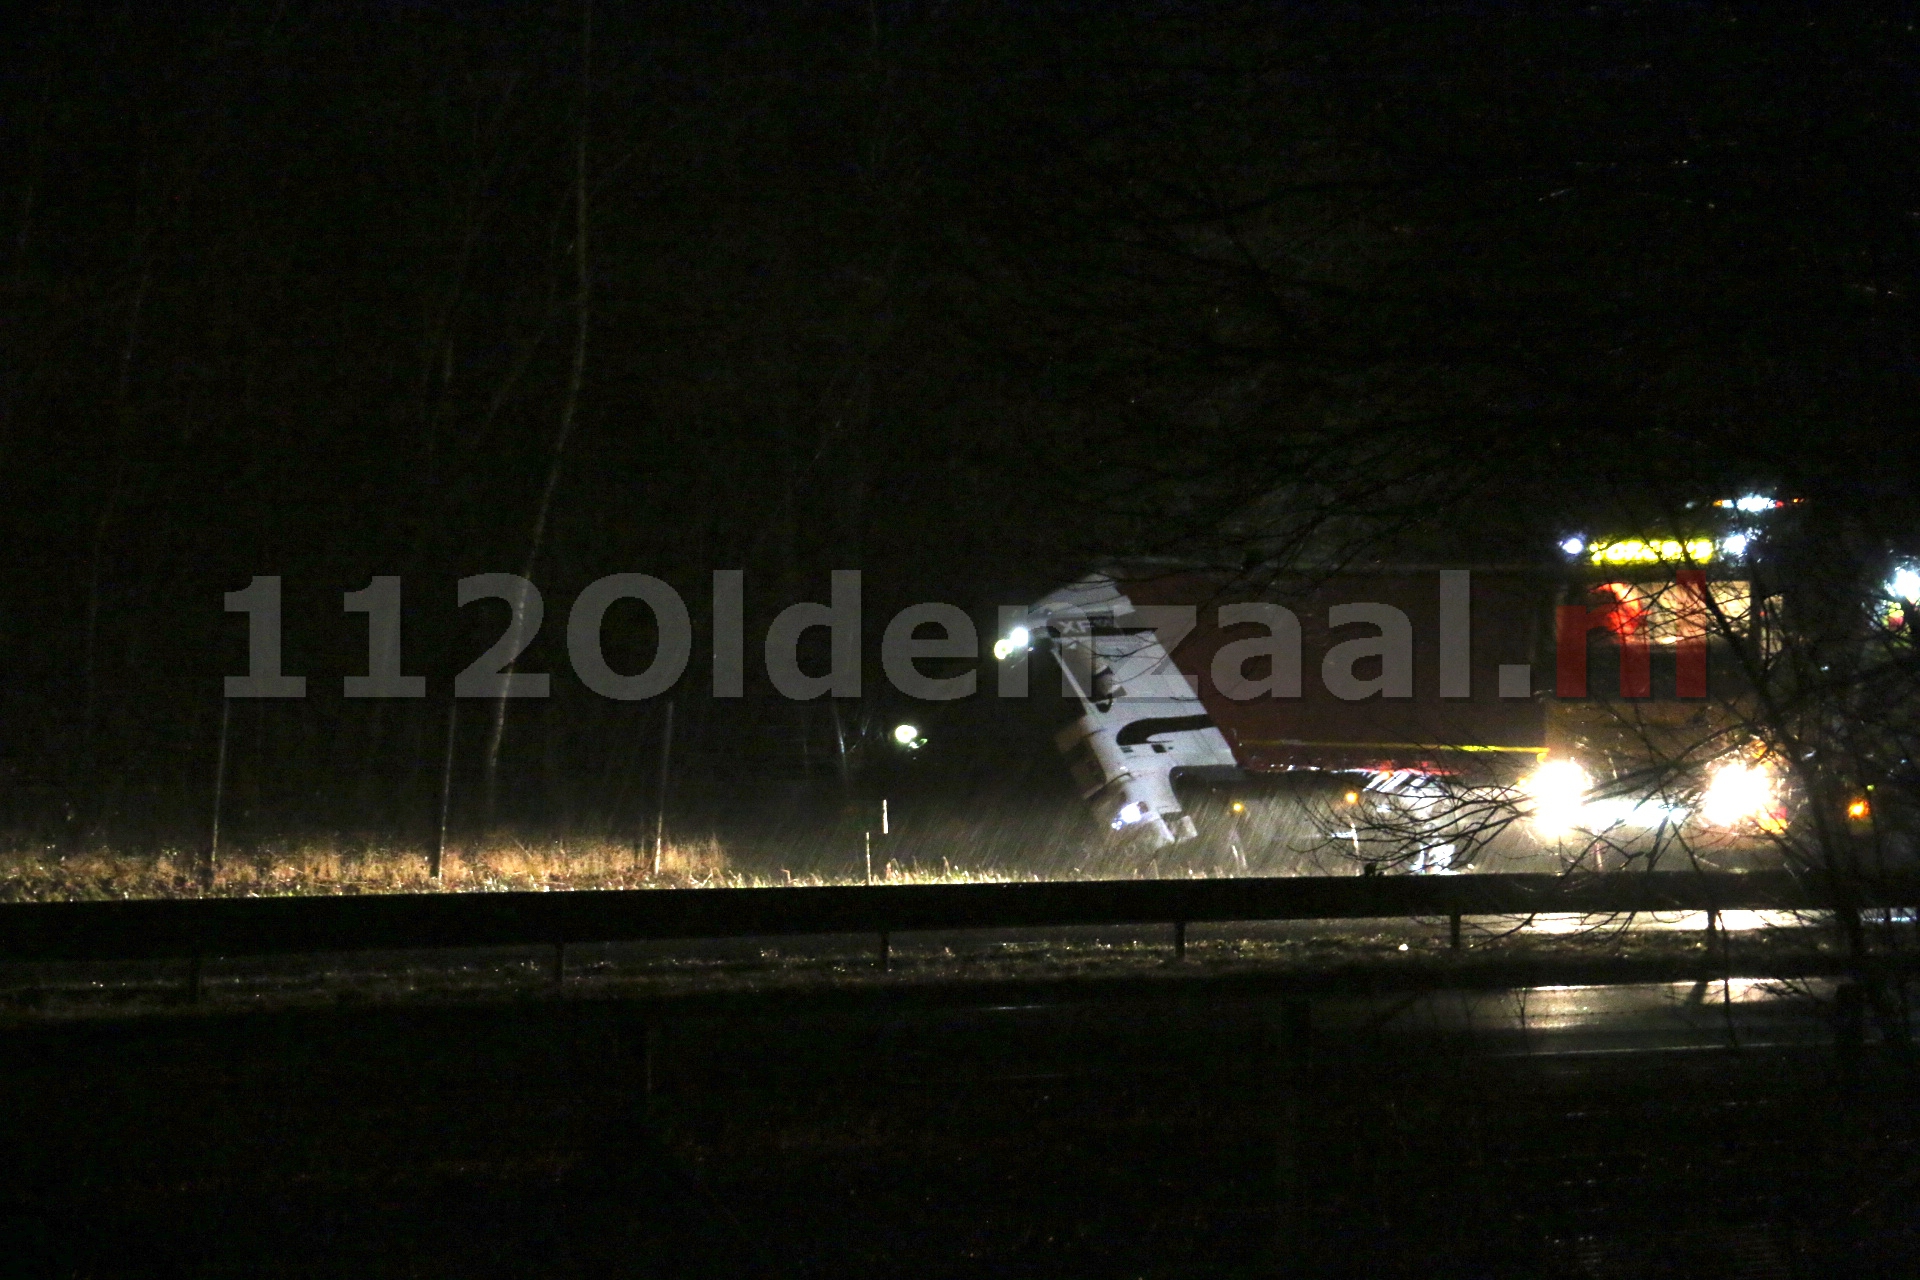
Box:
[1314,507,1919,1062]
[480,0,595,819]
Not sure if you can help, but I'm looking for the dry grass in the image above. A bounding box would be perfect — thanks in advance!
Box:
[0,834,737,902]
[0,836,1088,902]
[0,834,1319,902]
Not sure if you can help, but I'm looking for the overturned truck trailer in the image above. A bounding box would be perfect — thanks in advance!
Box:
[1001,567,1551,860]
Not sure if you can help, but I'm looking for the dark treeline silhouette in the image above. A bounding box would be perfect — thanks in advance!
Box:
[2,2,1914,868]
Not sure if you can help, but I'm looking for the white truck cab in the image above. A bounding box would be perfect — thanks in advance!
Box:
[1013,575,1239,850]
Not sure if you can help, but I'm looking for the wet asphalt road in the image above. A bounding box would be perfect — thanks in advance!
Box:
[0,925,1908,1278]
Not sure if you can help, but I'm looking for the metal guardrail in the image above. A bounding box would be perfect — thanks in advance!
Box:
[0,870,1913,965]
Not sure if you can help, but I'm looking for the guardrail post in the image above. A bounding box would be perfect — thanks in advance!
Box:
[432,699,456,881]
[205,697,230,892]
[1449,913,1462,950]
[878,930,890,971]
[1174,921,1186,961]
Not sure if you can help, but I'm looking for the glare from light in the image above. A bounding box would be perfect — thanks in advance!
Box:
[1580,796,1690,828]
[1521,914,1588,935]
[1700,758,1784,832]
[1559,535,1586,557]
[1110,800,1151,830]
[1009,625,1029,649]
[892,723,920,746]
[1524,910,1810,934]
[1848,798,1870,820]
[1522,759,1592,837]
[1733,494,1774,513]
[1343,790,1360,805]
[1230,801,1246,814]
[1720,532,1750,558]
[994,625,1031,662]
[1890,567,1920,604]
[991,639,1012,660]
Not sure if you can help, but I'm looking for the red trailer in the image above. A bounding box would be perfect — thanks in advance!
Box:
[1006,514,1786,869]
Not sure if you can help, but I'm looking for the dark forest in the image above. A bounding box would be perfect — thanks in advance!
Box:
[4,1,1915,865]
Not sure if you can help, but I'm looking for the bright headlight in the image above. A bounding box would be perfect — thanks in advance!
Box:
[1522,759,1591,837]
[1890,566,1920,604]
[1701,758,1784,832]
